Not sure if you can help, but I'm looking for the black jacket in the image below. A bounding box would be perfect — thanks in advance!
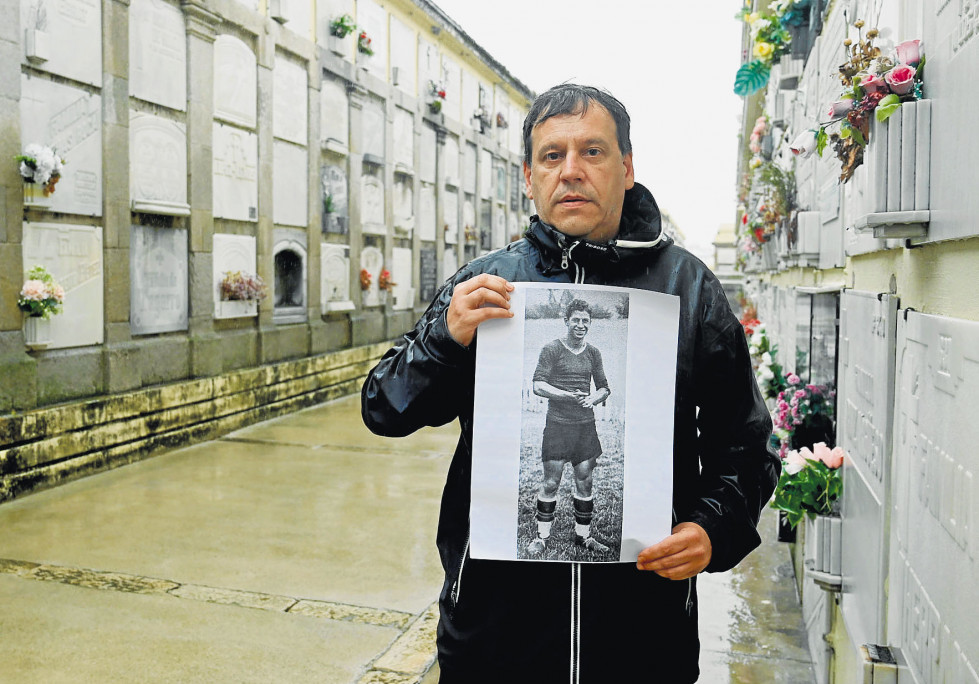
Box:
[362,183,779,683]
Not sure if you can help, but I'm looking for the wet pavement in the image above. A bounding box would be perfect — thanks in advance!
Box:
[0,394,813,683]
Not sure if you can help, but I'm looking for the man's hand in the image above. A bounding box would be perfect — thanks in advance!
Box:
[636,522,712,580]
[446,274,515,346]
[578,389,608,408]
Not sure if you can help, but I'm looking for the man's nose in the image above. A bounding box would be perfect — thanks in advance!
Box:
[559,153,583,181]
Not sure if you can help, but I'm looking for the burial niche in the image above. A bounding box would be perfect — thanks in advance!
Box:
[272,236,307,323]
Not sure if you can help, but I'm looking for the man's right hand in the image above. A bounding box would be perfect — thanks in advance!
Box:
[446,274,515,346]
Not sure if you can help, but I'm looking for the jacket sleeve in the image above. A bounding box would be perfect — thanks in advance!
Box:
[361,271,475,437]
[686,287,781,573]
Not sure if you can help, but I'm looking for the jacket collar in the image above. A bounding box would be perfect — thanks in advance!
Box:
[525,182,671,276]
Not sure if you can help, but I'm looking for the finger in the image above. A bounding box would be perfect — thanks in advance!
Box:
[462,287,511,311]
[454,274,512,297]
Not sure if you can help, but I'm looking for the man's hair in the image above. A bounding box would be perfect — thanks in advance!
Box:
[523,84,632,166]
[565,299,592,320]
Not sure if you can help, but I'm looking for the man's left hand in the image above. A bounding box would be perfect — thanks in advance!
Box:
[636,522,712,579]
[577,390,606,408]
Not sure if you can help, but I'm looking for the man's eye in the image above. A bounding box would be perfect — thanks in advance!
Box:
[545,152,561,161]
[585,148,601,157]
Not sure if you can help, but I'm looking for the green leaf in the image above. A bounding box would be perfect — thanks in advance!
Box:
[876,94,902,123]
[734,60,772,97]
[816,127,828,157]
[851,127,867,146]
[839,124,852,140]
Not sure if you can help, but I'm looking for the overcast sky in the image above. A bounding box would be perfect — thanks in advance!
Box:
[430,0,745,262]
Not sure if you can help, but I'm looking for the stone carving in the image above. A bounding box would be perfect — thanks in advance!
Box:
[20,74,102,216]
[130,112,188,214]
[321,243,353,312]
[129,0,185,110]
[393,177,414,237]
[130,224,188,335]
[213,123,258,221]
[361,175,385,234]
[214,35,257,128]
[273,141,308,227]
[274,55,308,145]
[21,0,101,86]
[22,222,104,348]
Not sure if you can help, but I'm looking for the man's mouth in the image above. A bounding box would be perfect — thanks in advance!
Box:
[559,195,589,207]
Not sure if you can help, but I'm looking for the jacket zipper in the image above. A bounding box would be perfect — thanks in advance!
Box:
[450,531,470,615]
[686,577,694,616]
[570,563,581,683]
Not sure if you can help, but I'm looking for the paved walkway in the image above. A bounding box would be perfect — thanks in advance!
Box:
[0,394,813,683]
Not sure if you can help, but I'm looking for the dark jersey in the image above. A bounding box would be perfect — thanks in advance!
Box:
[532,339,609,424]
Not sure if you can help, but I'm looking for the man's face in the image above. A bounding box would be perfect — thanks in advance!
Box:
[523,104,635,243]
[565,310,591,342]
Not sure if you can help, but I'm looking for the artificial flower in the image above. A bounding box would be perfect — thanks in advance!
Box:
[753,41,774,59]
[789,129,819,158]
[812,442,846,469]
[827,99,854,119]
[858,72,888,96]
[784,450,808,475]
[885,64,917,95]
[895,39,921,67]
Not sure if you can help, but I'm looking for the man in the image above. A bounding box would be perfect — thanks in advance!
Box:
[362,84,778,682]
[529,298,611,556]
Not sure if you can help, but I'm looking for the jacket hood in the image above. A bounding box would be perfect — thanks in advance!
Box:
[525,182,672,276]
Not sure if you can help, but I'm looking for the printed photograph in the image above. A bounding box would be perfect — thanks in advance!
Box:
[517,286,629,561]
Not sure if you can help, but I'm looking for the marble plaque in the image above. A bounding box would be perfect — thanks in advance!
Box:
[273,141,308,227]
[509,104,523,155]
[321,243,353,312]
[444,190,458,245]
[394,107,414,169]
[479,201,492,251]
[393,177,414,236]
[319,79,349,149]
[462,71,479,127]
[214,35,257,128]
[419,246,437,302]
[273,56,308,145]
[492,204,505,249]
[463,198,475,242]
[357,0,386,77]
[419,183,435,242]
[463,143,477,194]
[418,37,439,99]
[443,246,458,280]
[321,163,348,234]
[510,164,520,212]
[130,224,188,335]
[360,245,383,307]
[391,247,413,310]
[212,234,257,317]
[277,0,311,40]
[419,125,436,184]
[889,311,979,684]
[129,0,186,110]
[479,149,492,199]
[838,291,899,647]
[444,135,460,187]
[361,175,385,234]
[21,0,101,86]
[130,112,188,212]
[439,55,460,119]
[22,222,104,348]
[494,162,506,203]
[362,99,385,161]
[389,15,416,94]
[213,123,258,221]
[20,74,102,216]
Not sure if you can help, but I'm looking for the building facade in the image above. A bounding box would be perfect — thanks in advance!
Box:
[734,1,979,683]
[1,0,532,498]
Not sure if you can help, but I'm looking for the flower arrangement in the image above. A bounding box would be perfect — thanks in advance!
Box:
[15,144,65,196]
[427,80,446,114]
[359,268,372,290]
[496,112,508,129]
[18,266,65,319]
[790,22,924,183]
[733,3,796,96]
[746,323,788,401]
[748,115,769,157]
[378,269,395,292]
[329,14,356,38]
[357,31,374,56]
[735,160,794,268]
[771,442,846,529]
[219,270,267,301]
[773,375,836,456]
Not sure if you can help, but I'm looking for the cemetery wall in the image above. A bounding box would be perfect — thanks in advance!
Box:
[2,0,533,497]
[737,1,979,683]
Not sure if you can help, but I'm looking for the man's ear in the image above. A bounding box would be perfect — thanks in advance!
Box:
[623,152,635,190]
[523,161,533,199]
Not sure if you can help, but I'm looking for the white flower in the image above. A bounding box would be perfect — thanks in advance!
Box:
[790,129,819,158]
[750,18,771,39]
[758,366,774,382]
[762,351,773,365]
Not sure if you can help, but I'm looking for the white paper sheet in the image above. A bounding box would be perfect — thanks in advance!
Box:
[471,283,680,563]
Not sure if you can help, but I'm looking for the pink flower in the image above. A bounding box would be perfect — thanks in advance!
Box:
[885,65,917,95]
[794,389,806,399]
[50,284,65,302]
[789,129,819,158]
[783,449,808,475]
[860,73,888,96]
[895,39,921,67]
[787,373,801,385]
[20,279,47,301]
[827,99,854,118]
[812,442,846,469]
[798,446,819,462]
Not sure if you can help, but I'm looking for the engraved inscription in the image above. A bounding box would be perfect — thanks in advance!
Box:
[953,0,979,54]
[938,334,952,377]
